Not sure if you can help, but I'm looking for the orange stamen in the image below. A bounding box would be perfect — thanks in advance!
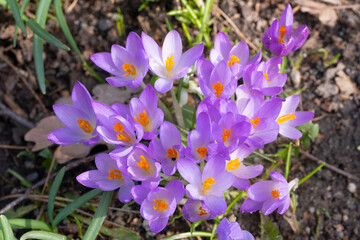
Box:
[165,56,175,72]
[137,155,151,172]
[276,112,296,124]
[222,129,231,142]
[196,147,207,159]
[134,110,150,127]
[212,81,224,98]
[278,26,286,44]
[122,62,136,76]
[77,119,93,134]
[108,169,123,181]
[202,178,215,194]
[226,158,241,171]
[271,189,280,199]
[198,206,207,216]
[264,73,270,84]
[249,117,260,128]
[113,122,131,142]
[153,199,168,211]
[227,55,239,67]
[166,148,178,160]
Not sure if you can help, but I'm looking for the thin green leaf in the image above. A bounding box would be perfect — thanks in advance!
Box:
[181,23,192,46]
[251,151,277,163]
[7,219,52,231]
[48,166,66,224]
[0,215,14,240]
[180,0,201,29]
[280,56,287,73]
[165,18,174,31]
[27,19,70,50]
[225,191,245,215]
[285,142,292,180]
[8,0,27,35]
[162,232,212,240]
[116,8,125,37]
[82,191,113,240]
[52,189,102,228]
[298,163,325,186]
[195,0,214,47]
[6,169,31,187]
[20,231,72,240]
[167,9,188,16]
[13,0,30,47]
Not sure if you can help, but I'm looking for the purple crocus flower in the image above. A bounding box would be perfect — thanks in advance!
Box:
[276,95,314,139]
[210,32,262,79]
[142,30,204,93]
[140,180,185,233]
[149,121,184,175]
[216,218,254,240]
[225,144,263,190]
[240,171,297,215]
[76,153,134,203]
[196,97,237,124]
[262,3,309,56]
[197,60,236,99]
[243,57,287,96]
[47,82,99,146]
[177,157,233,215]
[129,85,164,140]
[182,199,216,222]
[131,179,160,204]
[90,32,149,88]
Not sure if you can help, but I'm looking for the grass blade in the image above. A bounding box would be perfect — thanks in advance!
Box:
[196,0,214,47]
[82,191,113,240]
[48,166,66,224]
[20,231,72,240]
[6,169,31,187]
[8,0,27,35]
[298,163,325,186]
[12,0,30,47]
[162,232,212,240]
[285,143,292,180]
[0,215,14,240]
[27,19,70,50]
[52,189,102,228]
[7,219,52,231]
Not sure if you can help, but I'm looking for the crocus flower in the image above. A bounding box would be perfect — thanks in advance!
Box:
[131,179,160,204]
[276,95,314,139]
[90,32,149,88]
[182,199,216,222]
[216,218,254,240]
[210,32,262,79]
[48,82,98,146]
[140,180,185,233]
[225,144,263,190]
[198,60,236,99]
[262,3,309,56]
[76,153,134,203]
[129,85,164,140]
[149,121,184,175]
[142,30,204,93]
[177,157,233,215]
[240,171,298,215]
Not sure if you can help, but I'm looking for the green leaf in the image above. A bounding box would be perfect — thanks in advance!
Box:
[190,220,202,234]
[82,191,113,240]
[8,0,27,35]
[298,163,325,186]
[7,219,52,231]
[20,231,72,240]
[27,19,69,51]
[284,142,292,180]
[182,104,195,130]
[52,189,102,228]
[6,169,31,187]
[48,166,66,224]
[0,215,14,240]
[12,0,30,47]
[162,232,212,240]
[4,204,38,219]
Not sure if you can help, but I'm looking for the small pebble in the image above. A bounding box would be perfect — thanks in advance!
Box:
[309,207,315,213]
[347,182,356,193]
[26,172,39,182]
[343,215,349,222]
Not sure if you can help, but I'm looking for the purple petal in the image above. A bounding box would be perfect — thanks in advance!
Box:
[279,125,302,139]
[292,25,309,51]
[247,180,275,201]
[149,217,168,233]
[233,164,263,180]
[96,179,121,191]
[262,198,282,215]
[176,43,204,72]
[53,104,90,134]
[232,177,250,190]
[165,180,184,204]
[141,32,163,64]
[118,183,134,203]
[213,32,232,63]
[47,128,83,145]
[131,184,152,204]
[126,32,143,54]
[270,171,287,183]
[160,121,181,150]
[288,111,314,127]
[277,197,290,214]
[177,158,202,185]
[162,30,182,66]
[154,78,173,93]
[72,82,95,121]
[105,77,131,87]
[197,58,214,97]
[279,3,294,38]
[242,231,255,240]
[240,198,262,213]
[90,52,121,76]
[139,84,157,114]
[95,153,117,174]
[204,196,226,215]
[111,44,133,72]
[76,170,105,188]
[92,100,116,126]
[229,41,249,65]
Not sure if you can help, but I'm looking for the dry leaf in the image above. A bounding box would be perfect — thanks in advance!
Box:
[54,144,92,164]
[24,116,65,151]
[334,70,360,97]
[92,84,141,105]
[295,0,337,26]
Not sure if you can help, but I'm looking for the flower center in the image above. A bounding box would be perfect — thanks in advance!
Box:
[113,122,131,142]
[222,129,231,142]
[137,155,151,173]
[108,169,124,181]
[276,112,296,123]
[226,158,241,171]
[122,62,137,76]
[249,117,260,128]
[198,206,207,216]
[153,199,168,211]
[263,73,270,84]
[212,81,224,98]
[271,189,280,199]
[227,55,239,67]
[278,26,286,44]
[166,148,178,160]
[134,110,150,127]
[165,56,175,72]
[202,178,215,194]
[196,147,207,159]
[77,119,93,134]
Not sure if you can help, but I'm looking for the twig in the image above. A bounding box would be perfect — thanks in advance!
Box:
[0,103,34,129]
[0,144,28,149]
[300,149,359,181]
[41,157,56,195]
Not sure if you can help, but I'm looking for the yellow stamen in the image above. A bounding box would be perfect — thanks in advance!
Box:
[226,158,241,171]
[134,110,150,127]
[77,119,93,134]
[278,26,286,44]
[264,73,270,84]
[108,169,124,181]
[249,117,260,128]
[113,122,131,142]
[122,62,137,76]
[196,147,207,159]
[165,56,175,72]
[198,206,207,216]
[222,129,231,142]
[276,112,296,124]
[212,81,224,98]
[137,155,151,172]
[202,178,215,194]
[227,55,239,67]
[166,148,178,160]
[153,199,168,211]
[271,189,280,199]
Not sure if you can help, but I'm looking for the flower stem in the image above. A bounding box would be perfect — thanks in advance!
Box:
[251,151,277,163]
[298,163,325,186]
[171,88,185,128]
[162,231,212,240]
[225,191,245,215]
[285,142,292,180]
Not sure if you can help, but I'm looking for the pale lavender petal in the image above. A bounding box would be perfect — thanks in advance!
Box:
[111,44,133,71]
[262,198,282,215]
[118,183,134,203]
[112,103,130,117]
[240,198,262,213]
[126,32,143,54]
[234,164,263,180]
[92,100,116,125]
[131,184,151,204]
[139,84,157,114]
[72,82,95,121]
[209,49,224,66]
[247,181,275,201]
[279,3,293,38]
[232,177,250,190]
[277,197,290,214]
[292,25,309,51]
[247,49,262,65]
[141,199,158,221]
[165,180,184,204]
[105,77,132,87]
[270,171,287,183]
[197,58,214,97]
[53,104,89,134]
[154,78,173,93]
[279,125,302,139]
[229,41,249,65]
[160,121,181,150]
[214,32,232,61]
[162,30,182,66]
[177,158,202,185]
[149,217,168,233]
[97,179,121,191]
[90,52,122,76]
[288,111,314,127]
[279,95,299,116]
[95,153,117,174]
[204,196,226,215]
[176,43,204,72]
[47,128,83,145]
[76,170,105,188]
[242,231,255,240]
[141,32,163,64]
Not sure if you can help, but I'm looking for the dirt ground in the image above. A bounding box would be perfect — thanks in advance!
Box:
[0,0,359,239]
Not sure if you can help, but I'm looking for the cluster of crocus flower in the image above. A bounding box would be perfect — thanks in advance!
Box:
[47,3,312,237]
